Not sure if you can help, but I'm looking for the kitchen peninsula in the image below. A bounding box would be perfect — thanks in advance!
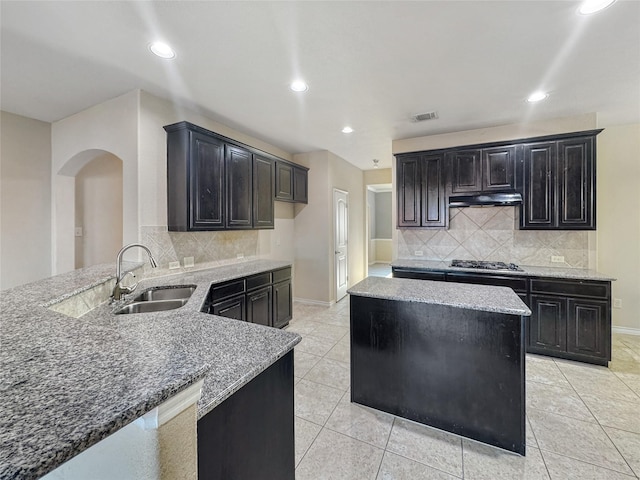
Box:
[0,260,300,479]
[348,276,531,455]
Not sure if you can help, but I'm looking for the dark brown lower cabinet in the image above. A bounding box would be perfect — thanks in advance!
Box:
[391,267,611,365]
[529,295,567,353]
[204,267,292,328]
[247,285,272,327]
[198,351,294,480]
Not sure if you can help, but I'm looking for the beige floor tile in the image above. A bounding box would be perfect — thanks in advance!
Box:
[556,361,639,403]
[541,451,637,480]
[526,381,595,422]
[295,378,344,426]
[580,393,640,433]
[295,416,322,467]
[525,355,571,387]
[527,409,633,475]
[286,319,322,335]
[526,416,538,449]
[325,341,351,363]
[376,451,459,480]
[386,418,463,477]
[604,427,640,477]
[462,441,550,480]
[307,323,349,342]
[325,396,394,448]
[304,357,351,390]
[294,350,322,377]
[295,429,384,480]
[295,334,338,357]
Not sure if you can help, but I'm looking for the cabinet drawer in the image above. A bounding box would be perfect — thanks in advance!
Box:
[530,279,609,299]
[446,273,528,293]
[211,294,246,321]
[392,268,446,281]
[247,272,272,291]
[210,279,246,301]
[272,267,291,284]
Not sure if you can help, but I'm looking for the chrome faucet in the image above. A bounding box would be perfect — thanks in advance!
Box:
[112,243,158,300]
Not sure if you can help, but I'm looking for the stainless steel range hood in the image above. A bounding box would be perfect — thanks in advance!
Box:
[448,192,523,208]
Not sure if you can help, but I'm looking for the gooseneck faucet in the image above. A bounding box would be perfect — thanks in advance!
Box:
[112,243,158,300]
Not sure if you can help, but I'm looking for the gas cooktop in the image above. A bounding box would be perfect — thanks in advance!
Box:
[450,260,524,272]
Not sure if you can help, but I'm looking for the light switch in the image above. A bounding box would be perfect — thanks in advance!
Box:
[184,256,195,268]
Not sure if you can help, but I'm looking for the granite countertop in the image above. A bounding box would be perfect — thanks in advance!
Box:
[391,259,616,281]
[0,259,300,480]
[348,276,531,316]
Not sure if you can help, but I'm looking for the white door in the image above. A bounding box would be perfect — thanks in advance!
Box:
[334,189,349,301]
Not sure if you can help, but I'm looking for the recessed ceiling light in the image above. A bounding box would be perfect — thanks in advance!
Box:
[527,91,548,103]
[578,0,616,15]
[149,42,175,59]
[342,126,354,134]
[290,80,308,92]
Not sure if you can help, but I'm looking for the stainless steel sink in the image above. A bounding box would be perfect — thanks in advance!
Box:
[114,298,189,315]
[133,285,197,302]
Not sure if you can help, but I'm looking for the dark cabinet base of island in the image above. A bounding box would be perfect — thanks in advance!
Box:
[197,351,294,480]
[350,295,526,455]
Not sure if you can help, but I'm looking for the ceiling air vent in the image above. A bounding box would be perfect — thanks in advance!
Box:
[412,111,439,122]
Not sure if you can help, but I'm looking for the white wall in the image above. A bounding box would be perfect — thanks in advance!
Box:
[74,154,123,268]
[597,124,640,332]
[52,90,139,274]
[0,111,52,289]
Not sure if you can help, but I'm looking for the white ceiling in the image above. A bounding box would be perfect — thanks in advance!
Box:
[1,1,639,170]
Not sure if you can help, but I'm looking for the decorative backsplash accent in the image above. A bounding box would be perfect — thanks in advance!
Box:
[140,226,259,275]
[398,207,592,268]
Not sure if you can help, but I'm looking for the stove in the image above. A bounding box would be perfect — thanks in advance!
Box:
[450,259,523,272]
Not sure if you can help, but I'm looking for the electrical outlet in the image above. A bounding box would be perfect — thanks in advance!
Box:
[414,251,424,256]
[613,298,622,309]
[551,256,565,263]
[75,227,83,237]
[169,261,180,270]
[237,253,244,259]
[183,256,194,268]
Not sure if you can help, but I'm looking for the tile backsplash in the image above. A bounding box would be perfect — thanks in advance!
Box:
[398,207,594,268]
[140,226,259,275]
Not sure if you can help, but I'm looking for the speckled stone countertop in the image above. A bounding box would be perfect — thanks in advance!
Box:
[391,259,616,281]
[348,276,531,316]
[0,259,300,480]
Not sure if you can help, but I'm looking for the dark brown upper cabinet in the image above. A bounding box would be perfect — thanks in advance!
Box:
[253,155,275,229]
[275,160,309,204]
[521,133,597,230]
[449,146,516,194]
[396,152,446,228]
[165,121,282,231]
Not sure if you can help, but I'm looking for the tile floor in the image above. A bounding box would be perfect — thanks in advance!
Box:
[287,297,640,479]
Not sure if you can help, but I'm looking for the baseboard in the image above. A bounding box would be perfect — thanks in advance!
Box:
[612,326,640,336]
[293,297,334,307]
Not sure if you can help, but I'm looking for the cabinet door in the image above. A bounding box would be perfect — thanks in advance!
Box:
[190,131,225,230]
[225,145,253,229]
[293,166,308,203]
[529,295,566,352]
[211,294,246,321]
[421,154,446,227]
[567,299,608,359]
[275,161,293,201]
[253,155,275,229]
[396,155,421,227]
[247,286,273,327]
[273,279,292,328]
[450,149,482,193]
[557,137,595,229]
[482,145,516,191]
[522,142,555,229]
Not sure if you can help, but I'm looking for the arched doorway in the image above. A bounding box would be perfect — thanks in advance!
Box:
[55,149,124,272]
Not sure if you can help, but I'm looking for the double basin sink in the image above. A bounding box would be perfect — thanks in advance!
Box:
[114,285,197,315]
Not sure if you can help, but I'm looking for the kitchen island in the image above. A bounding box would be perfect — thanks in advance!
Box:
[0,260,300,479]
[348,276,531,455]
